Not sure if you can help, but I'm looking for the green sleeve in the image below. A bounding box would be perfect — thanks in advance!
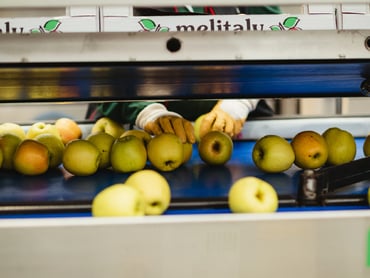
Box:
[96,101,155,125]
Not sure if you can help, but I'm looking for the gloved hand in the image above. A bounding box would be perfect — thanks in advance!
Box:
[135,103,195,144]
[199,99,259,139]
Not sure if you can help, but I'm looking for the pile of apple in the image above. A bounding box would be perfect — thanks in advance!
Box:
[252,128,370,174]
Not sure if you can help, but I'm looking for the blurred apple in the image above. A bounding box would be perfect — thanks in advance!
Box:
[198,131,233,166]
[193,114,206,142]
[26,122,61,140]
[62,139,101,176]
[252,135,295,173]
[86,132,115,169]
[91,117,125,139]
[322,127,356,165]
[125,169,171,215]
[0,148,3,168]
[120,129,152,146]
[34,133,65,168]
[363,134,370,156]
[182,142,193,164]
[228,176,279,213]
[110,135,147,173]
[55,117,82,145]
[147,133,184,172]
[291,130,328,170]
[0,133,22,170]
[92,184,145,217]
[0,122,26,140]
[13,139,50,175]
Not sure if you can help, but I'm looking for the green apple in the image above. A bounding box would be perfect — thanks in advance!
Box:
[198,131,233,166]
[62,139,101,176]
[91,117,125,139]
[86,132,115,169]
[110,135,147,173]
[252,135,295,173]
[322,127,356,165]
[120,129,152,146]
[182,142,193,164]
[193,114,206,142]
[13,139,50,176]
[26,122,61,140]
[0,122,26,140]
[363,134,370,156]
[92,184,145,217]
[34,133,65,168]
[291,130,328,170]
[228,176,279,213]
[147,133,184,171]
[125,169,171,215]
[0,133,23,170]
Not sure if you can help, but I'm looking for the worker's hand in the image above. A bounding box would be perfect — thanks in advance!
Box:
[199,99,259,139]
[144,116,195,144]
[136,103,196,144]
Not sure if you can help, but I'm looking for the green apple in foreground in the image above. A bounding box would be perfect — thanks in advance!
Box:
[147,133,184,171]
[92,184,145,217]
[0,133,22,170]
[86,132,115,169]
[26,122,61,140]
[91,117,125,139]
[228,176,278,213]
[110,135,147,173]
[62,139,101,176]
[125,169,171,215]
[198,131,233,166]
[322,127,356,165]
[363,134,370,156]
[252,135,295,173]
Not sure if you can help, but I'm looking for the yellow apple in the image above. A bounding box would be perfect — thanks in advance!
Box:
[55,117,82,145]
[110,135,147,173]
[26,122,61,140]
[0,122,26,140]
[125,169,171,215]
[252,135,295,173]
[193,114,206,142]
[322,127,356,165]
[291,130,328,170]
[147,133,184,171]
[228,176,278,213]
[34,133,65,168]
[363,134,370,157]
[182,142,193,164]
[92,184,145,217]
[0,148,3,168]
[62,139,101,176]
[86,132,115,169]
[13,139,50,175]
[198,131,233,166]
[91,117,125,139]
[0,133,23,170]
[120,129,152,146]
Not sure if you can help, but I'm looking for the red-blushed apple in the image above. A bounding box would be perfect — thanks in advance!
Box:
[228,176,278,213]
[55,117,82,145]
[252,135,295,173]
[110,135,147,173]
[92,184,145,217]
[125,169,171,215]
[198,131,233,166]
[147,133,184,172]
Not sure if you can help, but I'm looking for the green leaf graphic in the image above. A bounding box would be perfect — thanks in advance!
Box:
[270,25,282,31]
[283,17,299,29]
[138,19,157,31]
[159,27,170,32]
[43,19,61,32]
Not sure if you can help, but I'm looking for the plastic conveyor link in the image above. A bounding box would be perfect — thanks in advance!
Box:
[298,156,370,206]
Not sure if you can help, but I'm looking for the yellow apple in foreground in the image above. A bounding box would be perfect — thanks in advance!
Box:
[91,117,125,139]
[252,135,295,173]
[125,169,171,215]
[228,176,278,213]
[13,139,50,175]
[291,130,328,170]
[364,134,370,157]
[62,139,101,176]
[0,133,23,170]
[322,127,356,165]
[198,131,233,166]
[92,184,145,217]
